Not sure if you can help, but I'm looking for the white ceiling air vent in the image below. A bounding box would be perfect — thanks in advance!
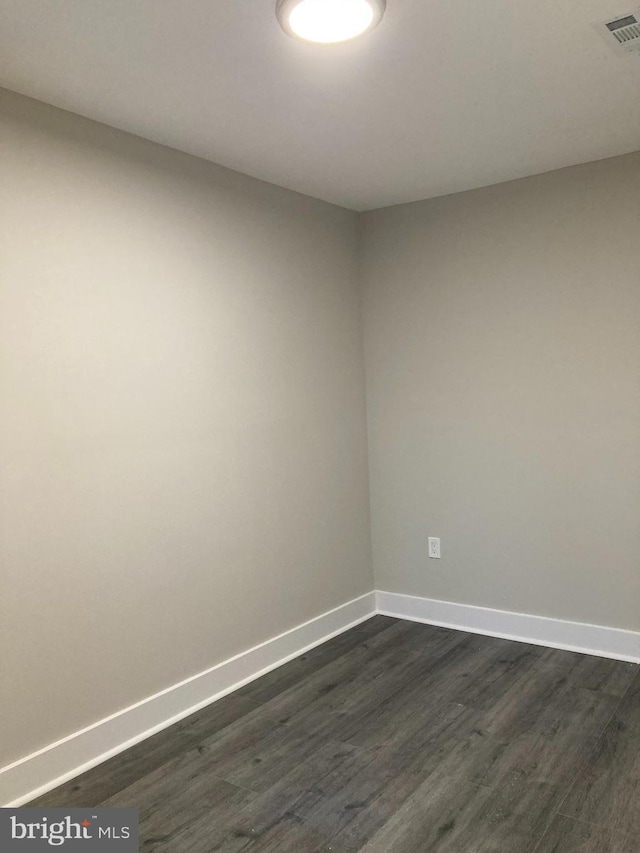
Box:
[596,9,640,54]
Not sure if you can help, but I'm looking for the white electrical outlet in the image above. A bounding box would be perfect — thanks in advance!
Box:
[428,537,441,559]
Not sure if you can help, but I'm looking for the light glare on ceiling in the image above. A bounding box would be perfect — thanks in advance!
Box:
[276,0,386,44]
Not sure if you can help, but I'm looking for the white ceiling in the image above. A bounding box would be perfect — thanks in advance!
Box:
[1,0,639,210]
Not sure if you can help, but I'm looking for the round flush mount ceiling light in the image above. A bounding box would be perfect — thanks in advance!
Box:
[276,0,386,45]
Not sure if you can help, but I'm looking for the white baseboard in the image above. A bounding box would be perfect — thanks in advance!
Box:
[376,590,640,664]
[0,591,376,808]
[4,587,637,807]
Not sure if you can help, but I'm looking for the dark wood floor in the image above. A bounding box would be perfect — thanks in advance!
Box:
[31,616,640,851]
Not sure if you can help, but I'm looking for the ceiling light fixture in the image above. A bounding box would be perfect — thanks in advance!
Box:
[276,0,386,45]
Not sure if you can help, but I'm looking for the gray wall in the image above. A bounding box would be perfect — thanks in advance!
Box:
[362,153,640,632]
[0,90,373,767]
[3,85,639,771]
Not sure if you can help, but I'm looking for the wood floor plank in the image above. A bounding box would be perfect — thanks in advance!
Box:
[348,615,402,639]
[184,705,335,794]
[166,811,357,853]
[533,815,638,853]
[224,815,336,853]
[359,773,560,853]
[248,620,416,718]
[124,747,340,852]
[266,627,534,749]
[28,693,261,808]
[334,636,542,751]
[612,668,640,730]
[557,715,640,836]
[211,704,486,851]
[253,622,470,739]
[106,769,255,851]
[237,616,399,705]
[152,817,253,853]
[478,684,619,789]
[446,640,544,711]
[298,708,502,848]
[238,741,372,828]
[533,649,638,698]
[469,662,602,741]
[144,750,364,853]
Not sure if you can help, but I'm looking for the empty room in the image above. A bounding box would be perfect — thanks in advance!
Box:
[1,1,639,850]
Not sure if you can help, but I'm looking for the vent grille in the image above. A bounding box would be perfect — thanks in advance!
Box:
[609,18,640,42]
[598,10,640,53]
